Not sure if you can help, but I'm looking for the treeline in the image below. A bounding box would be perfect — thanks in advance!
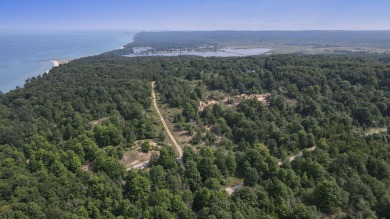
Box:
[0,54,389,218]
[108,31,390,55]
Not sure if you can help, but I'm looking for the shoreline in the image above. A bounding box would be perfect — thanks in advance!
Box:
[45,59,71,73]
[45,35,135,73]
[1,32,135,93]
[51,59,71,67]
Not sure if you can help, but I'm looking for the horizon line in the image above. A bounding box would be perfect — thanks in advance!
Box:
[1,29,390,32]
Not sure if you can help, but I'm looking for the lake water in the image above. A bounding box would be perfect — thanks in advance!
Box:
[0,30,134,93]
[125,47,271,57]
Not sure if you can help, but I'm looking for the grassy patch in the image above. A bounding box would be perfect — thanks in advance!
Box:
[225,177,243,187]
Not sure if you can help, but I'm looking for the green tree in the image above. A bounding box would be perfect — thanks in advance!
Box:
[141,141,151,153]
[185,161,202,192]
[127,175,151,202]
[26,202,45,219]
[193,188,211,211]
[94,153,125,179]
[149,189,172,210]
[182,103,198,122]
[312,180,348,213]
[377,192,390,219]
[93,123,123,147]
[80,136,99,161]
[226,152,237,176]
[157,147,178,170]
[352,107,372,126]
[62,150,81,172]
[204,178,221,190]
[244,167,259,187]
[150,165,166,191]
[288,204,321,219]
[198,157,221,181]
[183,146,196,164]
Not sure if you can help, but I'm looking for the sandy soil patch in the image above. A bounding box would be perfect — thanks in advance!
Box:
[81,163,91,172]
[120,140,160,169]
[364,127,387,136]
[199,100,219,111]
[176,130,194,144]
[199,93,269,111]
[89,117,109,128]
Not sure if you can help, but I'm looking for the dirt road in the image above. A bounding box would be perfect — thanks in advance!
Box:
[128,82,183,170]
[127,161,149,170]
[277,146,316,165]
[151,81,183,158]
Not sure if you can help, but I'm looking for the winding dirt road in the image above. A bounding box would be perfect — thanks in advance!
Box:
[151,81,183,158]
[132,81,316,194]
[128,82,183,170]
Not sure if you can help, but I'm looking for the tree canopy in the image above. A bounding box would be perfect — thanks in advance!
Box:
[0,53,390,218]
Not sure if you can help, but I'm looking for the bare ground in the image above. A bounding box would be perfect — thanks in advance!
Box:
[199,93,269,111]
[152,81,183,158]
[89,117,108,128]
[127,82,183,170]
[121,140,159,170]
[81,163,91,172]
[364,127,387,136]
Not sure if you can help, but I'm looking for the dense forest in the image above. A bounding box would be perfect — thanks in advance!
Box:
[1,53,390,218]
[109,31,390,55]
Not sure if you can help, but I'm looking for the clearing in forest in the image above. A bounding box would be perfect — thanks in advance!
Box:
[364,127,387,136]
[121,140,160,170]
[199,93,269,111]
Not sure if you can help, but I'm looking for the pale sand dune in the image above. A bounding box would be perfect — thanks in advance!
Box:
[51,59,71,67]
[46,59,71,73]
[51,60,60,67]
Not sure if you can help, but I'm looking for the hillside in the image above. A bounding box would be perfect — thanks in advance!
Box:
[0,54,390,218]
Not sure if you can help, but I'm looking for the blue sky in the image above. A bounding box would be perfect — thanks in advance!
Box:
[1,0,389,30]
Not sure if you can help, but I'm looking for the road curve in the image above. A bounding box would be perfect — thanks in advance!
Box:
[151,81,183,158]
[277,146,316,166]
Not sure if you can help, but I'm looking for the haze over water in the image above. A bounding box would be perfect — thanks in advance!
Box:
[0,31,133,93]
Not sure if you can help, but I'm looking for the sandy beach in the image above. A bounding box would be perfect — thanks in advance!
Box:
[51,59,70,67]
[44,35,132,73]
[0,31,134,93]
[51,60,60,67]
[46,59,71,73]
